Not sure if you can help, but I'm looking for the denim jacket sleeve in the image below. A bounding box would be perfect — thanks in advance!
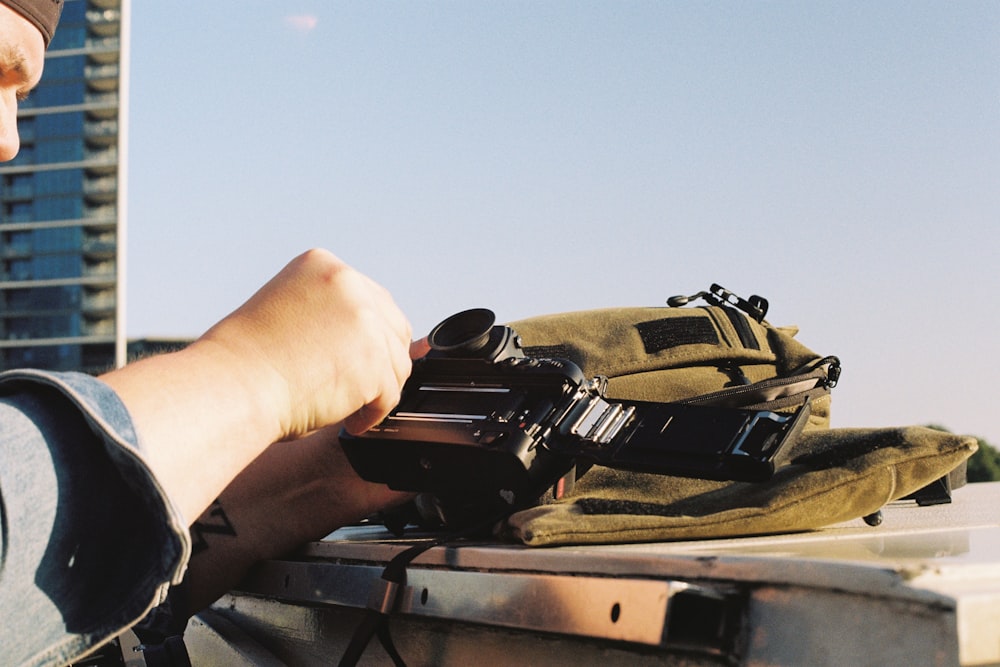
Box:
[0,370,192,667]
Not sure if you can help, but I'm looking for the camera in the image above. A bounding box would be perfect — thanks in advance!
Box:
[341,308,809,527]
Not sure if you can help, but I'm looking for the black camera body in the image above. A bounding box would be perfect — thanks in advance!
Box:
[341,308,809,526]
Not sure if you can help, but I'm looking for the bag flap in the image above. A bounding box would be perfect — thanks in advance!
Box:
[502,427,978,546]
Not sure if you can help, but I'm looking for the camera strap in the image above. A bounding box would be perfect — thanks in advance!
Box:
[338,514,509,667]
[337,541,422,667]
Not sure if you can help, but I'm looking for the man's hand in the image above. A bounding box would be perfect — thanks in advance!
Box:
[101,249,414,524]
[199,248,413,439]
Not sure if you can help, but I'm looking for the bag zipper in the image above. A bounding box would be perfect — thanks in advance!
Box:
[677,364,837,409]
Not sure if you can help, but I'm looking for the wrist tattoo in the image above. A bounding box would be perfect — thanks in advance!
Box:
[190,499,237,555]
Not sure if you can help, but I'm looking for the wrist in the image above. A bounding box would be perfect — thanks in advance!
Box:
[183,336,288,444]
[100,341,286,523]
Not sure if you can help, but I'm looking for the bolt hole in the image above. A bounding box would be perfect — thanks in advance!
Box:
[610,602,621,623]
[421,588,429,605]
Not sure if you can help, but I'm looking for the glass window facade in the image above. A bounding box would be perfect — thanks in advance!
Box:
[0,0,127,373]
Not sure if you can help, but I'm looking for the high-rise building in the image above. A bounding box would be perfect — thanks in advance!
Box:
[0,0,129,374]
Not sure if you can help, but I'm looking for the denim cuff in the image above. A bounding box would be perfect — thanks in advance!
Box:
[0,370,191,667]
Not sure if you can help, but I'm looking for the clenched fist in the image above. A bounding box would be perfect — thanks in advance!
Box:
[200,248,414,438]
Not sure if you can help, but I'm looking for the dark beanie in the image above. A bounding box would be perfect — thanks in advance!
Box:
[1,0,64,46]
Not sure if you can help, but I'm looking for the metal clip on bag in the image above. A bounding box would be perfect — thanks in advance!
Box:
[500,286,977,546]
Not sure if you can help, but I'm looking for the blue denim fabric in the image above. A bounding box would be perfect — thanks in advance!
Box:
[0,370,191,667]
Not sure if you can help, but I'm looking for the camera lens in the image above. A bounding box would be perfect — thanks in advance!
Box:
[428,308,496,354]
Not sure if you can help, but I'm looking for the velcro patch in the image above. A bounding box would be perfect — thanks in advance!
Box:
[635,317,718,354]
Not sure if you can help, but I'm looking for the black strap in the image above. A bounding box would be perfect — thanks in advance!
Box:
[130,580,194,667]
[338,514,507,667]
[132,636,193,667]
[376,614,407,666]
[337,538,443,667]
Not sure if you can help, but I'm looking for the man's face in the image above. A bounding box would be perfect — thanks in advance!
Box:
[0,3,45,162]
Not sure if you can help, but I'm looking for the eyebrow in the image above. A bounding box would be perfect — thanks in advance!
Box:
[0,43,41,94]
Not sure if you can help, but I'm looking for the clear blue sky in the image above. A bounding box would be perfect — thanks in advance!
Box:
[125,2,999,445]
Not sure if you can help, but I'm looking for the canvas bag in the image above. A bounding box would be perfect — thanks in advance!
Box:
[499,286,977,546]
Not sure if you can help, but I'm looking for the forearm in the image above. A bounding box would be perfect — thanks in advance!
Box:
[100,339,285,525]
[180,428,411,612]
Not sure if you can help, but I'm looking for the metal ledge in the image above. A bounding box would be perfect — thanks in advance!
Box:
[236,559,738,654]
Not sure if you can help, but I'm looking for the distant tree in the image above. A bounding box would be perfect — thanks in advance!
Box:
[966,437,1000,483]
[927,424,1000,483]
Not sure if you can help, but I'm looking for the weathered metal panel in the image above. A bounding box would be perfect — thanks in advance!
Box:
[192,481,1000,666]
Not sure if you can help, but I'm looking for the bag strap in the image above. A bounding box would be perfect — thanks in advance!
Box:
[667,283,769,323]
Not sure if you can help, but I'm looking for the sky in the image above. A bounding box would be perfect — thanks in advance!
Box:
[124,2,999,445]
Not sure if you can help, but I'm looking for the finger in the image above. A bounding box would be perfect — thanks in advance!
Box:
[392,336,413,389]
[344,349,406,435]
[385,328,413,391]
[410,337,430,360]
[341,408,371,436]
[367,280,412,347]
[343,386,397,435]
[394,310,414,348]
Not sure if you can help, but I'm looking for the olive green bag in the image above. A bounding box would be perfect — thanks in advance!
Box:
[499,286,977,546]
